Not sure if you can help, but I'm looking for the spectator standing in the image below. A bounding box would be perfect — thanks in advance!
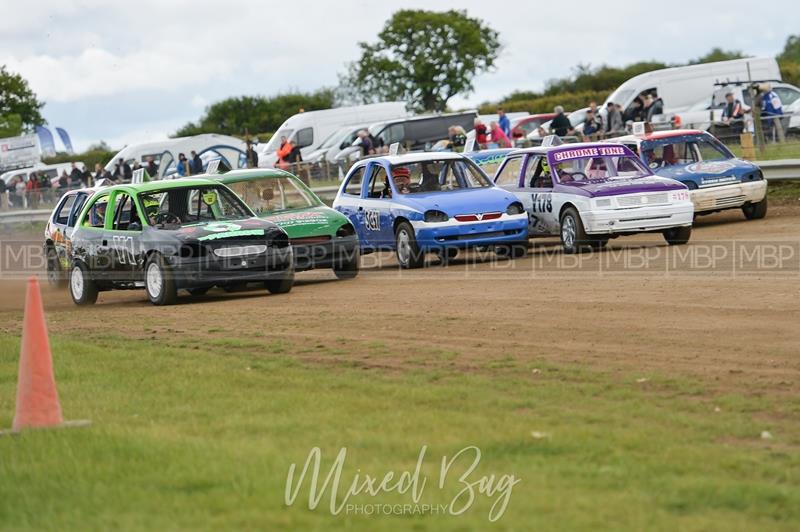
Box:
[81,165,92,187]
[93,163,104,184]
[190,150,204,175]
[26,172,41,208]
[473,118,488,148]
[605,102,623,135]
[276,137,294,170]
[643,94,664,121]
[588,101,604,133]
[582,109,600,140]
[489,121,512,148]
[721,92,744,134]
[356,130,374,157]
[146,156,159,177]
[176,153,189,176]
[113,158,132,181]
[759,83,784,141]
[246,145,259,168]
[14,176,26,207]
[497,108,511,138]
[69,162,83,187]
[58,171,69,190]
[550,106,573,137]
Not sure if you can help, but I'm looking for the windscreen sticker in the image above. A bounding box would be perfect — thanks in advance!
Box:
[551,145,626,162]
[202,191,218,205]
[268,211,330,227]
[198,229,265,241]
[204,222,242,233]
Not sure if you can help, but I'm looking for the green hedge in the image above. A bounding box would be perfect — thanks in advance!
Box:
[480,90,610,115]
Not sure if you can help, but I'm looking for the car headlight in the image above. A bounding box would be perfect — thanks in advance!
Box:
[506,202,524,215]
[594,198,612,209]
[424,210,449,223]
[336,222,356,237]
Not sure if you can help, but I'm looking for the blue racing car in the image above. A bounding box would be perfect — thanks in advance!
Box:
[332,152,529,268]
[611,129,768,219]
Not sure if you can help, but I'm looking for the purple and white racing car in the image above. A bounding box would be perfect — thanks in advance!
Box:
[486,141,695,253]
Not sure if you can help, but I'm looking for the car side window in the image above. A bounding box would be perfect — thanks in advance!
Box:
[81,194,110,228]
[68,194,88,228]
[496,156,523,187]
[366,165,390,198]
[54,194,77,225]
[344,166,365,196]
[112,193,143,231]
[525,156,553,188]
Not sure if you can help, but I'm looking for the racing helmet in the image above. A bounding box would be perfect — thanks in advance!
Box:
[90,197,108,226]
[142,196,160,220]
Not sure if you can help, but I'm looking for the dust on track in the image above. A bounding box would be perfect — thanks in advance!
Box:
[1,207,798,398]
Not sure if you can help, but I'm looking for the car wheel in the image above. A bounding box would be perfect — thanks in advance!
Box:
[265,268,295,294]
[560,207,589,254]
[494,241,528,259]
[69,262,98,306]
[333,252,360,280]
[663,226,692,246]
[145,254,177,305]
[395,221,424,269]
[46,247,66,288]
[742,196,768,220]
[187,286,210,296]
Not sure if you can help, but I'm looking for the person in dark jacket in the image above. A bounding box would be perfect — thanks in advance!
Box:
[550,106,573,137]
[721,92,744,134]
[146,156,159,178]
[246,145,259,168]
[190,151,203,175]
[113,158,132,181]
[69,162,83,187]
[643,94,664,121]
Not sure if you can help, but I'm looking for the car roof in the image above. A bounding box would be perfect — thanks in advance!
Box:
[98,178,220,194]
[194,168,295,183]
[359,152,467,166]
[613,129,707,143]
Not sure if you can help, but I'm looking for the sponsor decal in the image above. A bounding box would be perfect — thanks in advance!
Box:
[552,145,626,162]
[202,191,218,205]
[197,229,265,241]
[685,161,736,174]
[204,222,242,233]
[699,175,738,187]
[268,210,330,227]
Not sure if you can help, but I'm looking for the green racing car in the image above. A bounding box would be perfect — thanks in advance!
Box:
[204,168,360,279]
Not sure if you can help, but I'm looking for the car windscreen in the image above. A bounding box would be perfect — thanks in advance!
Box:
[389,159,492,195]
[642,136,733,168]
[224,176,320,215]
[553,155,651,182]
[139,185,252,227]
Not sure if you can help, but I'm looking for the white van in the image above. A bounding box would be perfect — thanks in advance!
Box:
[604,57,781,117]
[1,162,86,187]
[257,102,409,167]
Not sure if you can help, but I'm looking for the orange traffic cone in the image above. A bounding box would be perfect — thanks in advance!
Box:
[2,277,89,435]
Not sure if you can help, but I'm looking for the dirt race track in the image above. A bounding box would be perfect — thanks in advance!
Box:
[1,206,799,398]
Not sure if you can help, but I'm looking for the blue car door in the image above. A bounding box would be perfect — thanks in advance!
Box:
[358,162,396,250]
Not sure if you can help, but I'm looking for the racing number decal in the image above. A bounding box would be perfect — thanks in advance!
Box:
[530,193,553,214]
[364,209,381,231]
[113,235,135,265]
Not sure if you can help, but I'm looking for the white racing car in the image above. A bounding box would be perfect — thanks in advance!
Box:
[475,140,695,253]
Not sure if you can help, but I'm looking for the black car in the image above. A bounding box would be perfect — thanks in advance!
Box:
[67,178,294,305]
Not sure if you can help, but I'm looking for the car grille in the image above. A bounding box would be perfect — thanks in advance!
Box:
[616,193,669,207]
[454,212,502,222]
[715,195,746,208]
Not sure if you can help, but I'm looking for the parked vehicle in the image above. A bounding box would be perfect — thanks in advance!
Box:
[486,140,694,253]
[206,168,360,278]
[105,134,247,179]
[2,162,86,188]
[303,125,366,164]
[332,152,529,268]
[604,57,781,119]
[334,111,478,162]
[511,114,556,140]
[257,103,409,167]
[43,187,96,286]
[67,179,294,306]
[609,129,767,219]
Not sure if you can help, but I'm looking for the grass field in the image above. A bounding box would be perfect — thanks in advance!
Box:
[1,329,798,531]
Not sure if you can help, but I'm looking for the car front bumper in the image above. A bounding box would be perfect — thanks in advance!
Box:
[168,246,294,288]
[582,203,694,235]
[292,234,360,271]
[411,213,529,250]
[691,180,767,213]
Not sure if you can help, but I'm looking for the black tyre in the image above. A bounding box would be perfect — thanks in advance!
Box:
[332,252,360,280]
[494,241,528,259]
[742,196,768,220]
[265,268,295,294]
[46,247,66,288]
[560,207,590,254]
[187,286,210,296]
[69,262,98,306]
[395,221,424,269]
[663,226,692,246]
[145,254,177,305]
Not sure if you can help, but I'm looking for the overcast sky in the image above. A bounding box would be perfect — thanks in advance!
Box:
[1,0,796,151]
